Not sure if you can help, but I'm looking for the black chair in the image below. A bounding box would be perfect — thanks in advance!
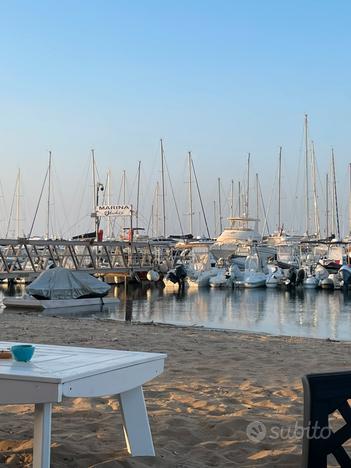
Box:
[302,371,351,467]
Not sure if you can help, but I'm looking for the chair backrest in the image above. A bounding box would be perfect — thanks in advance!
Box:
[302,371,351,467]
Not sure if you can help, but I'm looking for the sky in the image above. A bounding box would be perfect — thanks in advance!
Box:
[0,0,350,238]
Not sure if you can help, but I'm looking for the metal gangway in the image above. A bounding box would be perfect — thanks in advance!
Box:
[0,238,174,282]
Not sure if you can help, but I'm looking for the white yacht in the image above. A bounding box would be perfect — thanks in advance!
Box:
[210,216,276,270]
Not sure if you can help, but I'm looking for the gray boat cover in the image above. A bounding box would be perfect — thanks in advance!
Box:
[27,267,110,299]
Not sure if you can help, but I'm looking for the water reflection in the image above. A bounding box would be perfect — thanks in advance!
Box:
[2,283,351,340]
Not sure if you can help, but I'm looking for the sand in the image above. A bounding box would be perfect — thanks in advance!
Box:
[0,312,349,467]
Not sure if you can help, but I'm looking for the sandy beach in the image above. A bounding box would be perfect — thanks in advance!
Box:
[0,312,349,467]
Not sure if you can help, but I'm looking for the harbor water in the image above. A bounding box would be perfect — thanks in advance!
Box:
[2,284,351,341]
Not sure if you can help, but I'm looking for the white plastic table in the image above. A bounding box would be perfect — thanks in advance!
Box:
[0,341,166,468]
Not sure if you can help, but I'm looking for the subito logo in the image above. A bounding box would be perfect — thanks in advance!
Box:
[246,421,267,443]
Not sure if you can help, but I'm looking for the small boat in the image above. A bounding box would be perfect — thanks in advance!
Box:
[236,254,266,288]
[265,265,284,288]
[303,275,319,289]
[3,267,118,311]
[3,295,118,310]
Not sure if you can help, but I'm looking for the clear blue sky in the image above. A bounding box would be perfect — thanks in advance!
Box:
[0,0,350,237]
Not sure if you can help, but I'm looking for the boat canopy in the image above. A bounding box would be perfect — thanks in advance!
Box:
[27,267,110,300]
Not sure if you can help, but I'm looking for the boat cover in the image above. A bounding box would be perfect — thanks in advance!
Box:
[27,267,110,300]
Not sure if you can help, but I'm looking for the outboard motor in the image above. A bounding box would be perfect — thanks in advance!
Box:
[296,268,305,286]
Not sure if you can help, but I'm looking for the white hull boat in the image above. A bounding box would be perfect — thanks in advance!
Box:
[3,296,119,310]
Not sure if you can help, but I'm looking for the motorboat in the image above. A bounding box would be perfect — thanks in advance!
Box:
[265,265,284,288]
[235,254,266,288]
[3,267,118,310]
[210,217,276,268]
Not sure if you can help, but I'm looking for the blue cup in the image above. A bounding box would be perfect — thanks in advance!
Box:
[11,345,35,362]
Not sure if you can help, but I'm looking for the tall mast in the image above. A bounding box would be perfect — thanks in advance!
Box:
[106,169,111,238]
[16,169,20,238]
[332,148,340,239]
[47,151,52,239]
[136,161,141,228]
[122,169,126,230]
[349,163,351,237]
[218,177,223,233]
[255,173,259,232]
[230,179,234,217]
[160,139,166,237]
[304,114,310,236]
[191,157,210,238]
[246,153,250,217]
[188,152,193,234]
[311,141,320,238]
[326,173,329,238]
[155,181,160,237]
[213,200,217,238]
[278,146,282,231]
[91,149,97,235]
[238,181,241,216]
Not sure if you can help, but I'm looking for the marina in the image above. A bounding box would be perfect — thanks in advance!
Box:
[3,283,351,341]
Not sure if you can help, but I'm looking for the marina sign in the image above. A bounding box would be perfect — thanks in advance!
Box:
[96,204,132,217]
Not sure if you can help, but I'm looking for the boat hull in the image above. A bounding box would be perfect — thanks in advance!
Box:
[3,296,119,310]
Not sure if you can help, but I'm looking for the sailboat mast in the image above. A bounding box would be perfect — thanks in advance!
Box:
[155,181,160,237]
[213,200,217,237]
[16,169,20,238]
[311,141,320,238]
[326,173,329,238]
[106,169,111,238]
[188,152,193,235]
[91,149,97,236]
[332,148,340,239]
[191,157,210,238]
[255,173,259,232]
[246,153,250,217]
[304,114,310,236]
[160,139,166,237]
[238,181,241,216]
[278,146,282,231]
[230,179,234,217]
[136,161,141,229]
[348,163,351,237]
[47,151,52,239]
[218,177,223,233]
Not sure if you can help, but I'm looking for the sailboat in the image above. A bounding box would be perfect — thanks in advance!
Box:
[210,154,276,268]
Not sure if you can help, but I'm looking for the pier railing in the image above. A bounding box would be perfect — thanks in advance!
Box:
[0,238,172,280]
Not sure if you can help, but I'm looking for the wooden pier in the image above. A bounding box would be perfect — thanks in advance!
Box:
[0,238,173,282]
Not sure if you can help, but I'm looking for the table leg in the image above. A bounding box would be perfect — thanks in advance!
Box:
[118,386,155,456]
[33,403,52,468]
